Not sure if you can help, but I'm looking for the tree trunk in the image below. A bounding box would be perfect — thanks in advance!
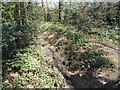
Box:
[46,0,51,22]
[42,0,47,22]
[20,2,27,26]
[14,2,21,26]
[59,0,64,23]
[117,1,120,27]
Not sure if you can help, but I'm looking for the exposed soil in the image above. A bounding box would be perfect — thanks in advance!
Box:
[38,31,119,88]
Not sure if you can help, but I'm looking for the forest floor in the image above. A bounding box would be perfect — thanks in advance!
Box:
[3,22,119,89]
[37,23,119,88]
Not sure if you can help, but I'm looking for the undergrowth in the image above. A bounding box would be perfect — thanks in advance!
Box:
[2,22,116,88]
[84,28,119,45]
[2,25,65,88]
[42,22,115,71]
[68,49,114,70]
[42,23,90,51]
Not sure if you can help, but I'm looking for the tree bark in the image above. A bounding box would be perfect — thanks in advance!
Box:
[20,2,27,26]
[14,2,21,26]
[59,0,64,23]
[42,0,47,22]
[46,0,51,22]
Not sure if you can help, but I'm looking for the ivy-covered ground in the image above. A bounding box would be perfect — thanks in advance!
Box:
[37,22,119,88]
[2,22,120,88]
[2,25,67,88]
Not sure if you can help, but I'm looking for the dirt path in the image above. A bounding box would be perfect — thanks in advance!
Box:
[88,42,119,68]
[38,32,119,88]
[38,35,72,88]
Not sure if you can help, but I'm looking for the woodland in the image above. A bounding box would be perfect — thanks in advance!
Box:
[1,0,120,89]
